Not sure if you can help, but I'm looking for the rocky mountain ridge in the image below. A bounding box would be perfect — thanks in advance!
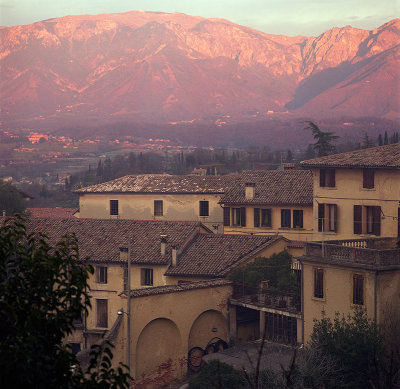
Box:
[1,11,399,127]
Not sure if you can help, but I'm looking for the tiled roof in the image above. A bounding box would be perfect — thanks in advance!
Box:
[127,279,232,297]
[26,208,78,218]
[75,174,237,194]
[165,233,285,277]
[219,170,313,206]
[300,143,400,169]
[21,218,205,265]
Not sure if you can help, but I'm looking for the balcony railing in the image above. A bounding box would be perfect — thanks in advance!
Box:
[304,238,400,267]
[231,283,301,314]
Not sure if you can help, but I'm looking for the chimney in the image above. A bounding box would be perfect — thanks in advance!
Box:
[245,183,255,199]
[160,235,168,257]
[171,245,177,266]
[2,210,5,217]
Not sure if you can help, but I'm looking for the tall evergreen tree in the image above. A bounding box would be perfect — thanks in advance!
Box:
[384,131,389,145]
[304,121,339,157]
[378,133,383,146]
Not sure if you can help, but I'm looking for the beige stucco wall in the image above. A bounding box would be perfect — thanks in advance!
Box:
[302,262,376,343]
[224,205,314,241]
[127,284,232,388]
[302,261,400,343]
[311,168,400,240]
[78,193,224,232]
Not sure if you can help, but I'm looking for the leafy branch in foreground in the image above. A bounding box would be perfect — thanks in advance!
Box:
[0,216,131,388]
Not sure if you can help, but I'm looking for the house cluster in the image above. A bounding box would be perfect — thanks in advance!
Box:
[18,143,400,388]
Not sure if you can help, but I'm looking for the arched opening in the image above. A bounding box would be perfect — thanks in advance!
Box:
[136,318,182,388]
[188,309,228,351]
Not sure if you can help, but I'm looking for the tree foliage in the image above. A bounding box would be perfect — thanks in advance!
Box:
[0,180,26,216]
[304,121,339,157]
[230,251,300,299]
[0,217,130,388]
[310,308,399,389]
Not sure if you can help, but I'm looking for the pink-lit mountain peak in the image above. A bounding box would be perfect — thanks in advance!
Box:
[0,11,399,125]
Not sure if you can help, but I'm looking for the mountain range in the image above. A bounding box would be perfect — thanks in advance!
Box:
[0,11,399,131]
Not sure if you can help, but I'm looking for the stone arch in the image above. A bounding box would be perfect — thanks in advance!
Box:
[136,318,182,386]
[188,309,228,351]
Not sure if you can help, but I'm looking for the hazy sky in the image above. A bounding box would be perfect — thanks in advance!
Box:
[0,0,398,36]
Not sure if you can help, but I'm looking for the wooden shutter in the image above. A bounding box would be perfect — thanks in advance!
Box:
[328,169,336,187]
[373,206,381,236]
[240,207,246,227]
[333,204,338,232]
[363,169,374,189]
[223,207,230,226]
[254,208,260,227]
[353,205,362,234]
[319,169,326,187]
[318,204,324,232]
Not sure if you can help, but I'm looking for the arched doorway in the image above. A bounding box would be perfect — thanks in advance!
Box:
[136,318,182,388]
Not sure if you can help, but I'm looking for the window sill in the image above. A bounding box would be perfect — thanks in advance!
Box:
[319,187,337,190]
[361,188,375,191]
[311,296,326,302]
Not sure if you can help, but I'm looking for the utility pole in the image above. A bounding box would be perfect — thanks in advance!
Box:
[127,239,132,371]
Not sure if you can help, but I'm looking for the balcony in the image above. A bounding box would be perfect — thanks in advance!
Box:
[230,283,301,316]
[303,238,400,268]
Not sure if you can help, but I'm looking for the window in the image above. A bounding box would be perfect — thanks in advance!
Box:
[293,210,303,228]
[154,200,163,216]
[363,169,374,189]
[354,205,381,236]
[366,206,381,235]
[199,201,209,216]
[141,268,153,286]
[223,207,230,226]
[96,266,107,284]
[320,169,335,188]
[281,209,291,228]
[261,209,272,227]
[313,268,324,298]
[232,207,246,227]
[353,274,364,305]
[254,208,271,227]
[96,299,108,328]
[110,200,119,216]
[123,265,128,291]
[354,205,362,234]
[70,342,81,355]
[318,204,337,232]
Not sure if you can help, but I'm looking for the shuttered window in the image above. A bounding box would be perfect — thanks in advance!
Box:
[110,200,119,215]
[363,169,374,189]
[240,207,246,227]
[318,204,324,232]
[320,169,335,187]
[254,208,260,227]
[154,200,163,216]
[314,268,324,298]
[281,209,291,228]
[354,205,362,234]
[353,275,364,305]
[261,209,272,227]
[96,299,108,328]
[223,207,230,226]
[199,201,209,216]
[293,210,303,228]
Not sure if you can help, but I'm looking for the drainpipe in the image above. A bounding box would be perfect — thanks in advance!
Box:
[300,260,304,345]
[374,270,377,323]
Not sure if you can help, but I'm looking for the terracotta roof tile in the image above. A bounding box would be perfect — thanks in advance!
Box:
[75,174,237,194]
[21,218,204,265]
[127,279,232,297]
[300,143,400,169]
[165,233,285,277]
[219,170,313,206]
[26,208,78,218]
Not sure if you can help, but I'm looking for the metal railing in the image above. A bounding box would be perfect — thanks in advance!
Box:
[231,283,301,314]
